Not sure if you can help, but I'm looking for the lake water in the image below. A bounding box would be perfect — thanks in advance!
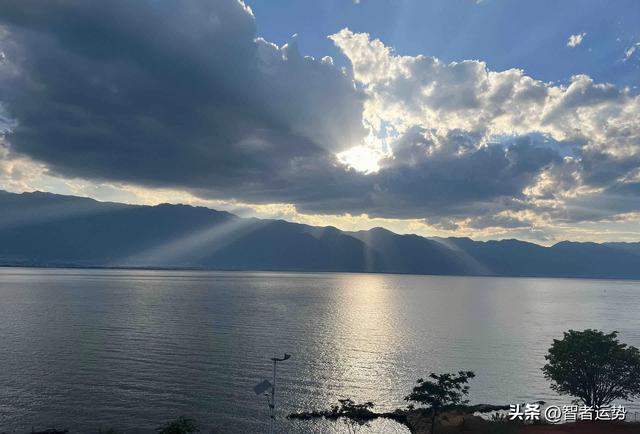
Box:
[1,268,640,433]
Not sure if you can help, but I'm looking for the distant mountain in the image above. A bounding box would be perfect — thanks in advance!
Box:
[1,190,639,279]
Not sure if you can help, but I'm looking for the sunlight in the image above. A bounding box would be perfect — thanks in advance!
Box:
[429,237,491,275]
[328,273,401,403]
[120,217,265,267]
[337,145,384,173]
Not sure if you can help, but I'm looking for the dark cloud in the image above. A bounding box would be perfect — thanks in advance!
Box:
[579,150,640,187]
[0,0,637,227]
[551,151,640,223]
[294,128,563,219]
[0,0,364,197]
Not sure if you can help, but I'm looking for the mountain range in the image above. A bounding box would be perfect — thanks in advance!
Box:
[1,189,639,279]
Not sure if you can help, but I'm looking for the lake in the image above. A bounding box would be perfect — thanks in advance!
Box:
[1,267,640,433]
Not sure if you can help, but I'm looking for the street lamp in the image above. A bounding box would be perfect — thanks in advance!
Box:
[254,353,291,434]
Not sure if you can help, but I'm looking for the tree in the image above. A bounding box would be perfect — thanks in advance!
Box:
[404,371,475,434]
[330,398,375,434]
[156,416,199,434]
[542,329,640,409]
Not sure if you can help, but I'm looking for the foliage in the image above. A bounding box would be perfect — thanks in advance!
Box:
[156,416,199,434]
[542,329,640,408]
[490,412,508,422]
[330,398,375,434]
[404,371,475,411]
[404,371,475,434]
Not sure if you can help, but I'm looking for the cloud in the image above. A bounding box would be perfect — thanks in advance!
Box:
[567,32,587,48]
[327,29,640,219]
[0,0,365,201]
[0,4,639,240]
[331,30,640,157]
[624,42,639,61]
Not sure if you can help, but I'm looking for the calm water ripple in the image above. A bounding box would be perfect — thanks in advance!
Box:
[1,268,640,433]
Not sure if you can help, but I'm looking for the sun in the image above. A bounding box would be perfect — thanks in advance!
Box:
[337,145,385,173]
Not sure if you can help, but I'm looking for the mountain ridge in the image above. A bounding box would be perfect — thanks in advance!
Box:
[1,190,639,279]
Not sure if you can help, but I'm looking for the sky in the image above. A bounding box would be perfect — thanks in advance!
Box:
[0,0,639,244]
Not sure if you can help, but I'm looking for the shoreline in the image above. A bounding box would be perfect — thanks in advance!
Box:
[2,263,640,283]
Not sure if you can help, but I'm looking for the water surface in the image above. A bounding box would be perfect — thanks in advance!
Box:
[1,268,640,433]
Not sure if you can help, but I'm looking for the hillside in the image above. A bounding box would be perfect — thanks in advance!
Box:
[1,190,639,279]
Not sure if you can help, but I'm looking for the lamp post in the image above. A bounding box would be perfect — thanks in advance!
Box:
[254,353,291,434]
[269,353,290,434]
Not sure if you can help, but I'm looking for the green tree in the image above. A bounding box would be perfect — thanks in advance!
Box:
[542,329,640,409]
[404,371,475,434]
[331,398,375,434]
[156,416,199,434]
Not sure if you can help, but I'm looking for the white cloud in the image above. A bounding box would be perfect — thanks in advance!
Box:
[331,29,639,159]
[327,29,640,231]
[566,32,587,48]
[624,42,639,61]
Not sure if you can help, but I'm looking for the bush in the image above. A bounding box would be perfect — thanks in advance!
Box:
[156,416,199,434]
